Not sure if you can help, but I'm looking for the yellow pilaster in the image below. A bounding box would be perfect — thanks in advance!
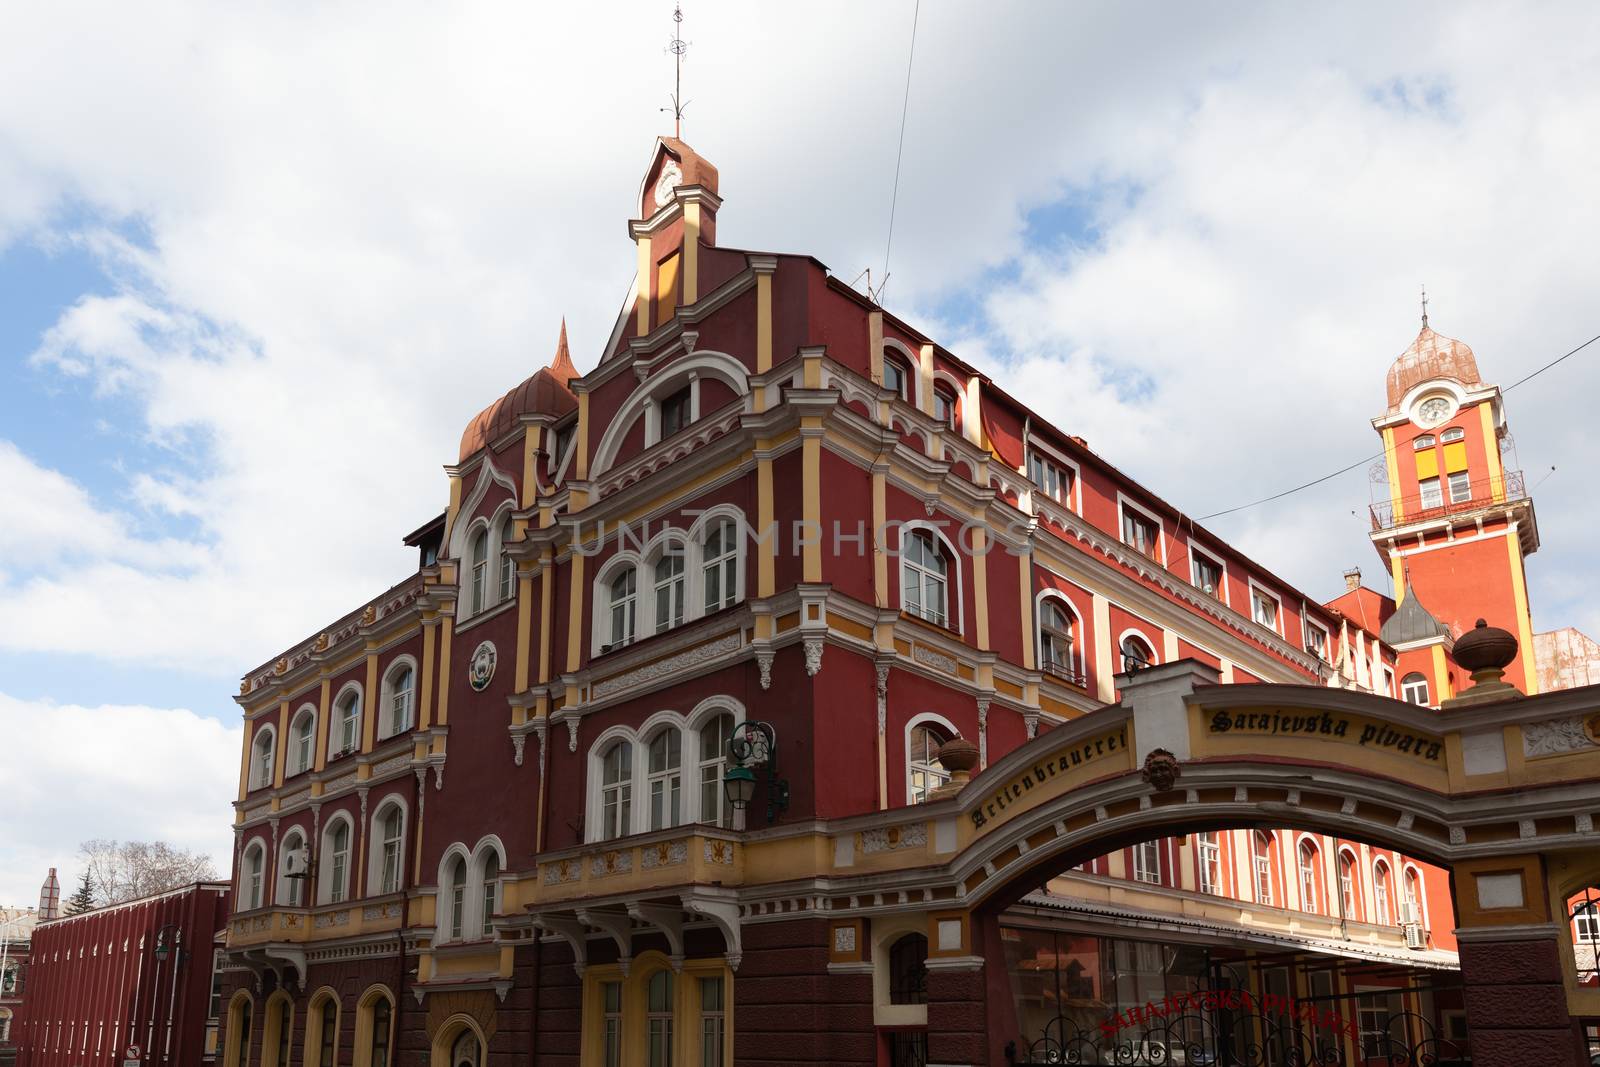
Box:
[271,701,290,789]
[515,572,534,693]
[1391,551,1406,605]
[1092,593,1115,703]
[757,450,776,597]
[801,427,822,582]
[868,311,884,385]
[754,268,773,412]
[567,554,586,673]
[236,720,252,805]
[1383,426,1404,522]
[1018,551,1036,670]
[445,473,463,543]
[872,468,888,610]
[436,621,454,727]
[1431,643,1451,705]
[1479,402,1504,501]
[538,553,554,685]
[964,377,984,447]
[418,620,437,731]
[361,651,379,753]
[635,239,650,334]
[1507,531,1539,695]
[313,677,331,772]
[521,425,542,509]
[973,527,990,650]
[918,343,935,416]
[682,202,700,304]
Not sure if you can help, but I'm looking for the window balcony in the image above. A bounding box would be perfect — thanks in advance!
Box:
[1369,470,1525,531]
[534,825,744,905]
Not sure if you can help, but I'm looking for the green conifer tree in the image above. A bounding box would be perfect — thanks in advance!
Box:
[63,871,95,916]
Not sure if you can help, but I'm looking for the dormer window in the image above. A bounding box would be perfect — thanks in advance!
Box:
[882,357,909,401]
[932,385,958,430]
[660,387,691,439]
[1027,451,1074,507]
[1191,551,1224,599]
[1121,509,1159,560]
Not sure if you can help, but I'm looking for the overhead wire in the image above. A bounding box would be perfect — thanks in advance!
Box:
[877,0,921,304]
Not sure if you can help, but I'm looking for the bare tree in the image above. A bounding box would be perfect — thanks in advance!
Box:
[78,840,217,906]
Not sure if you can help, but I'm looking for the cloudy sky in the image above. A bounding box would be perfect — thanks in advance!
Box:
[4,2,1599,907]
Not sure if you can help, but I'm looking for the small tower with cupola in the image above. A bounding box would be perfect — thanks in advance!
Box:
[1369,313,1540,697]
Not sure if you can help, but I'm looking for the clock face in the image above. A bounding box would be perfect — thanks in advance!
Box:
[654,161,683,207]
[1416,396,1452,427]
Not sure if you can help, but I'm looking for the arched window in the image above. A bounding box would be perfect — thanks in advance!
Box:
[242,841,266,910]
[1338,851,1365,920]
[1252,831,1276,905]
[374,804,404,895]
[309,993,339,1067]
[933,384,958,430]
[366,994,392,1067]
[1298,840,1322,914]
[902,529,949,628]
[1401,673,1430,706]
[1039,599,1078,682]
[907,721,952,805]
[276,830,307,906]
[251,728,276,790]
[697,712,734,828]
[652,542,687,631]
[225,995,254,1067]
[1120,635,1156,673]
[334,687,361,757]
[1574,902,1600,943]
[1373,860,1393,925]
[470,525,490,616]
[882,355,909,401]
[1402,867,1424,926]
[701,517,740,613]
[888,933,929,1004]
[321,818,352,905]
[446,856,467,941]
[646,728,683,831]
[263,993,293,1067]
[600,740,633,840]
[646,969,675,1067]
[450,1029,481,1067]
[479,854,499,938]
[381,662,415,739]
[1413,434,1436,451]
[498,515,516,603]
[290,707,316,776]
[608,566,638,649]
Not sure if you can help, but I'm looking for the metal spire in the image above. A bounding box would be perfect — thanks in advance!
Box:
[664,3,689,138]
[1420,284,1429,328]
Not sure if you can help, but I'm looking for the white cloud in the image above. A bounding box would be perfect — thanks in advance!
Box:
[0,693,240,908]
[0,0,1597,687]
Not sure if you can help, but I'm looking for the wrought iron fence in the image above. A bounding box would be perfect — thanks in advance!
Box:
[1369,469,1525,531]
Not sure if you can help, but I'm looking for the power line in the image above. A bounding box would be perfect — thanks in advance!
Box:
[877,0,921,304]
[1197,330,1600,522]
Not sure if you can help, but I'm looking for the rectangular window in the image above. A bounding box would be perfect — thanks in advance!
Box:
[602,982,622,1067]
[1251,587,1280,631]
[1027,451,1073,506]
[1121,508,1159,559]
[660,387,691,440]
[551,423,575,469]
[1132,840,1162,884]
[699,976,725,1067]
[1304,622,1329,659]
[1447,470,1471,503]
[1357,992,1404,1060]
[1419,476,1443,509]
[1191,553,1223,598]
[1198,834,1222,894]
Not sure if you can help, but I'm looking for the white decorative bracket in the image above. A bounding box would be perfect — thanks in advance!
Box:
[577,907,634,976]
[680,890,742,972]
[534,915,590,978]
[628,902,686,966]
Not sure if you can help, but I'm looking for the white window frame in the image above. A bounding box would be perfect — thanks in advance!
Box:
[585,701,749,842]
[1339,849,1359,919]
[1303,618,1331,661]
[905,712,958,806]
[649,537,689,633]
[318,814,355,905]
[275,829,307,907]
[1116,493,1166,566]
[367,798,408,897]
[1373,860,1393,925]
[1189,546,1228,604]
[1400,673,1430,706]
[1132,840,1162,884]
[444,852,468,941]
[1247,579,1283,636]
[250,726,277,790]
[434,837,505,943]
[1419,476,1443,510]
[1025,440,1082,514]
[378,656,418,741]
[289,705,317,777]
[643,725,684,832]
[1198,832,1222,895]
[1447,469,1471,504]
[1401,863,1427,928]
[1035,591,1083,682]
[1252,830,1275,905]
[596,735,635,842]
[1117,629,1159,673]
[331,683,363,758]
[497,514,517,603]
[881,345,914,405]
[1440,426,1465,443]
[242,839,267,910]
[698,514,742,615]
[469,522,491,617]
[896,521,962,634]
[1297,838,1322,913]
[1574,903,1600,943]
[692,707,736,830]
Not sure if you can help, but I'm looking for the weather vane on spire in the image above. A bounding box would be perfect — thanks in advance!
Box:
[1420,284,1429,328]
[662,2,690,139]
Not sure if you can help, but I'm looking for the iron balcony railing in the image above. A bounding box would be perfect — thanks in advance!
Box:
[1370,469,1525,531]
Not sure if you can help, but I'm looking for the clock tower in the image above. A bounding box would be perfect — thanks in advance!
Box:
[1369,316,1540,697]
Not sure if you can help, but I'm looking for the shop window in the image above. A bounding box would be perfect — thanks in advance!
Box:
[1401,673,1430,706]
[660,386,691,440]
[901,529,950,628]
[888,933,929,1005]
[1132,840,1162,884]
[646,728,683,831]
[907,722,952,805]
[1357,992,1405,1060]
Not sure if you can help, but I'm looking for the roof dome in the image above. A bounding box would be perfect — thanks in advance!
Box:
[1385,325,1481,413]
[458,321,580,462]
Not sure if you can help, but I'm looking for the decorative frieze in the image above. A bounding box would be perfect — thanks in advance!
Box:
[860,823,927,855]
[1523,717,1598,758]
[913,644,958,675]
[314,911,350,930]
[543,859,581,886]
[362,902,400,922]
[704,839,735,865]
[591,850,633,878]
[591,633,741,699]
[641,840,688,870]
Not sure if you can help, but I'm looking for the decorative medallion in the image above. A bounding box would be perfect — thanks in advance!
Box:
[1140,748,1182,793]
[469,641,498,691]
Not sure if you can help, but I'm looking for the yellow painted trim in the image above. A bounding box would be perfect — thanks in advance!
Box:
[801,431,822,581]
[361,652,379,753]
[261,990,295,1067]
[538,553,554,684]
[964,376,984,447]
[521,425,541,509]
[1480,401,1504,500]
[566,553,586,673]
[682,201,700,305]
[237,712,254,803]
[1092,593,1115,702]
[302,987,341,1067]
[313,677,331,772]
[872,469,888,611]
[445,474,463,550]
[515,574,533,692]
[580,951,733,1067]
[869,311,884,386]
[272,701,290,789]
[1507,532,1539,694]
[418,622,436,731]
[350,985,397,1067]
[223,990,256,1067]
[1019,552,1036,671]
[918,342,935,416]
[1430,643,1451,705]
[635,239,650,335]
[757,455,776,597]
[576,391,591,482]
[1383,426,1404,522]
[1391,552,1406,605]
[877,727,889,811]
[436,620,453,727]
[1162,629,1180,664]
[973,527,990,650]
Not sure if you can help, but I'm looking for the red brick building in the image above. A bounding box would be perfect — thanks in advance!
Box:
[12,882,230,1067]
[216,136,1600,1066]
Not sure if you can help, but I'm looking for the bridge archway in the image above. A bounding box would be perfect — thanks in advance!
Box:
[890,660,1600,1067]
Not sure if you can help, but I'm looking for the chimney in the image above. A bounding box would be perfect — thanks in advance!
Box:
[1343,568,1362,592]
[39,867,61,920]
